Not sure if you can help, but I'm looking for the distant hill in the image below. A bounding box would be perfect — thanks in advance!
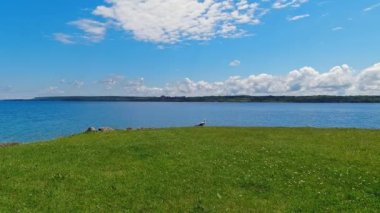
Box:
[32,95,380,103]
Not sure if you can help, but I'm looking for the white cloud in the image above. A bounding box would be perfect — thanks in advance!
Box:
[72,81,85,88]
[6,62,380,98]
[99,75,125,90]
[363,3,380,12]
[287,14,310,21]
[91,0,264,43]
[123,78,164,95]
[273,0,308,9]
[354,63,380,93]
[45,86,65,95]
[53,33,74,44]
[332,27,343,31]
[229,60,241,67]
[56,0,311,44]
[286,65,354,95]
[10,63,380,98]
[69,19,108,42]
[60,79,85,89]
[89,62,380,96]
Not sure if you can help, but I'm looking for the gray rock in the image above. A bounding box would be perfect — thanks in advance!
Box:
[98,127,115,132]
[85,127,97,133]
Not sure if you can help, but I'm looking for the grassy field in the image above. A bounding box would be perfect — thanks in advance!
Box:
[0,127,379,212]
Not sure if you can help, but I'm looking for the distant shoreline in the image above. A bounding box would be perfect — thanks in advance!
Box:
[20,95,380,103]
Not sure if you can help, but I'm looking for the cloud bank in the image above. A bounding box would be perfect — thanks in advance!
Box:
[164,63,380,96]
[42,62,380,97]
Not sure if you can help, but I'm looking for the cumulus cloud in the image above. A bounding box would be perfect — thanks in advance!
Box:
[91,62,380,96]
[229,59,241,67]
[91,0,264,43]
[56,0,312,44]
[123,78,164,95]
[287,14,310,21]
[286,65,354,95]
[354,63,380,93]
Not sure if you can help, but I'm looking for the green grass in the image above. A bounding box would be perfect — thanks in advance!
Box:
[0,127,379,212]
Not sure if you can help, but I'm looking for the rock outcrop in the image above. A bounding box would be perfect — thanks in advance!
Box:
[85,127,97,133]
[98,127,115,132]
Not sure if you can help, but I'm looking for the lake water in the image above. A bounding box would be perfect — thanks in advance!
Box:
[1,101,380,143]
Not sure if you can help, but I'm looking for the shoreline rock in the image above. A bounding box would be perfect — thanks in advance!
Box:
[85,126,159,133]
[98,127,115,132]
[86,127,97,133]
[85,127,115,133]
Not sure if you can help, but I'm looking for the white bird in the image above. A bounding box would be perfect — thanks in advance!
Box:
[195,120,206,127]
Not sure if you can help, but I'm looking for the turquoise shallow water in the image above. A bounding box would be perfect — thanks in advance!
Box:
[1,101,380,143]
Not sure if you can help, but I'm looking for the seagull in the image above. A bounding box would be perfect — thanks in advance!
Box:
[195,120,206,127]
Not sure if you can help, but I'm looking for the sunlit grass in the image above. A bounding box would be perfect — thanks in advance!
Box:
[0,127,379,212]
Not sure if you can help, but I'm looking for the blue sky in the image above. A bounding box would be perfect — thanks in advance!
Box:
[1,0,380,98]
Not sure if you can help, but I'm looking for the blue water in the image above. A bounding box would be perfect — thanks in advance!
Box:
[1,101,380,143]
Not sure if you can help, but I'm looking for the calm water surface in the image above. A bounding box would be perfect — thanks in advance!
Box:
[1,101,380,143]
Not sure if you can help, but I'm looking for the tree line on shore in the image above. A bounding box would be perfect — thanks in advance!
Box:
[32,95,380,103]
